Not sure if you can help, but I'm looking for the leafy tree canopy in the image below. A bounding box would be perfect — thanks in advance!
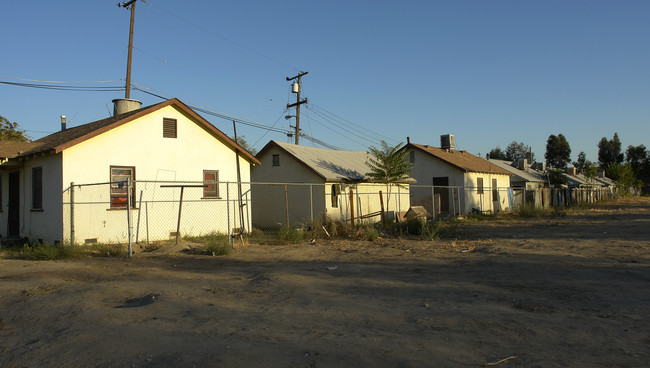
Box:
[233,135,257,155]
[504,141,534,162]
[625,144,648,175]
[366,141,414,211]
[597,133,624,168]
[545,134,571,169]
[486,146,507,160]
[573,151,587,173]
[0,115,30,142]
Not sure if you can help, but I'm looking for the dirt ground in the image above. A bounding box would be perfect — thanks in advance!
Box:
[1,197,649,367]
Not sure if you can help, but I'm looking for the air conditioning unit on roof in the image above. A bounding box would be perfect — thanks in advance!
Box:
[440,134,455,150]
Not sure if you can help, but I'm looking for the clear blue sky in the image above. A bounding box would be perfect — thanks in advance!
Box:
[2,0,649,163]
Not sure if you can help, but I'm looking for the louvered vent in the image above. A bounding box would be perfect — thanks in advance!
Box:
[163,118,177,138]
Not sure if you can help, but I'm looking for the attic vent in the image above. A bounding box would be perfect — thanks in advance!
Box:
[163,118,177,138]
[441,134,455,150]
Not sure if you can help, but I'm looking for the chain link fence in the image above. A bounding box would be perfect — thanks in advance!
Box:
[63,180,251,246]
[62,179,633,246]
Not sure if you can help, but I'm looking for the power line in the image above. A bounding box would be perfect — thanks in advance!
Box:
[308,103,399,145]
[0,80,124,92]
[145,2,299,72]
[0,77,121,84]
[305,106,381,147]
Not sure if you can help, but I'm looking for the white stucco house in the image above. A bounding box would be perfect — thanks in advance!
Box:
[0,98,260,245]
[251,140,413,229]
[401,137,511,215]
[489,159,546,190]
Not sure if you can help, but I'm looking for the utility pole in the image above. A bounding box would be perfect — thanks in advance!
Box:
[286,71,308,145]
[118,0,138,99]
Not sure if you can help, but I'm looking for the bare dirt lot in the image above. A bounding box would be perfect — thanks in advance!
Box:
[1,197,649,367]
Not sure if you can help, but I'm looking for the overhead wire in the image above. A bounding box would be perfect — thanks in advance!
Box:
[144,2,299,72]
[305,106,382,147]
[308,103,399,145]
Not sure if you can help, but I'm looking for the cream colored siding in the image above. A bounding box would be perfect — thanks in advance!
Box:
[56,105,251,244]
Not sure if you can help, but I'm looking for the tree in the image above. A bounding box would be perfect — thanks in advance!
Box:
[545,134,571,169]
[504,141,534,162]
[583,161,598,182]
[546,169,568,187]
[573,151,587,173]
[597,133,624,168]
[605,163,639,195]
[233,135,257,155]
[0,115,30,142]
[365,141,414,213]
[486,146,507,160]
[625,144,648,175]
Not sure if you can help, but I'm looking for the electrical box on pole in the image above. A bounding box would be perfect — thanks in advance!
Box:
[286,71,308,145]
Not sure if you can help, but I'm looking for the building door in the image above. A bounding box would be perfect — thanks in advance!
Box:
[492,178,500,212]
[7,171,20,237]
[432,177,449,214]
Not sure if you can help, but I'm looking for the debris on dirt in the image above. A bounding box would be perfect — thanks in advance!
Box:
[116,293,162,308]
[482,355,518,366]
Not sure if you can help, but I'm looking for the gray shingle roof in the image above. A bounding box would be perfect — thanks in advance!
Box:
[259,140,414,183]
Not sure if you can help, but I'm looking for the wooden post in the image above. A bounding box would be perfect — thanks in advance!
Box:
[284,184,289,228]
[70,182,75,246]
[379,190,386,230]
[175,187,184,245]
[349,188,355,227]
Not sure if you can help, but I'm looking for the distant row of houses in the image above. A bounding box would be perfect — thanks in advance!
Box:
[0,98,618,245]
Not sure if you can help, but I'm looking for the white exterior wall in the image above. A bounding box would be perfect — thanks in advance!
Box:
[251,147,411,228]
[0,154,63,243]
[409,150,510,215]
[325,182,410,224]
[251,145,325,229]
[56,105,252,244]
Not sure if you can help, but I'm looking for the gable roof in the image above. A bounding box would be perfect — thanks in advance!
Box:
[489,159,546,183]
[4,98,260,165]
[404,143,511,176]
[257,140,414,183]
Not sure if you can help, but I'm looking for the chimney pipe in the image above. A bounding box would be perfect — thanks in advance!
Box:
[407,136,410,144]
[60,115,66,131]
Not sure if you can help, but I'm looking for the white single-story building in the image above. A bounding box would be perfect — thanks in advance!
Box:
[251,140,413,229]
[402,136,512,215]
[0,98,260,245]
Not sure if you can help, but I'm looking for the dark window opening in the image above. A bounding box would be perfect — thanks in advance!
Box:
[32,167,43,210]
[272,154,280,166]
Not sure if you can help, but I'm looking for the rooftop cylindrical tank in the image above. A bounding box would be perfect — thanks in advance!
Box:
[112,98,142,115]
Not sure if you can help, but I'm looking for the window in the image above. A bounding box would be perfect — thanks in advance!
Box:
[203,170,219,198]
[409,151,415,163]
[0,173,3,211]
[272,154,280,166]
[32,167,43,210]
[110,166,135,208]
[492,178,498,200]
[477,178,484,194]
[331,184,341,207]
[163,118,177,138]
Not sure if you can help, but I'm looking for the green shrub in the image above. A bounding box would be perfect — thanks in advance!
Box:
[276,226,303,243]
[90,243,128,257]
[18,243,82,260]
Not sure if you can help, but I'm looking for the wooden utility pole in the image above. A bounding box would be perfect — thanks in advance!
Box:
[286,71,308,145]
[119,0,138,99]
